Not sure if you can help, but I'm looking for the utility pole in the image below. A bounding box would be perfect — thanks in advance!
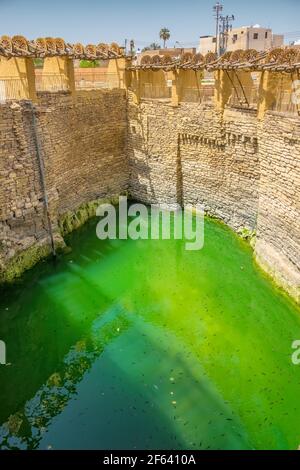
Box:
[130,39,135,57]
[213,1,223,56]
[220,14,235,54]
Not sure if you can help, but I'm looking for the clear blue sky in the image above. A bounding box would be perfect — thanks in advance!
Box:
[0,0,299,48]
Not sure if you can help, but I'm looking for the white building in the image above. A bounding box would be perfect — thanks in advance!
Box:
[199,25,284,55]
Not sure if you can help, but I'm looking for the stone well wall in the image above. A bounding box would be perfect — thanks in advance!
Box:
[0,86,299,304]
[127,93,300,303]
[127,95,260,232]
[255,112,300,302]
[0,89,128,280]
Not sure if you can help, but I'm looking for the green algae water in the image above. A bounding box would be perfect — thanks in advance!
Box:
[0,214,300,450]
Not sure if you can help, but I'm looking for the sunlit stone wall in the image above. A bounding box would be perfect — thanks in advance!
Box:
[0,89,128,281]
[256,112,300,302]
[127,92,300,303]
[127,94,260,232]
[0,86,299,303]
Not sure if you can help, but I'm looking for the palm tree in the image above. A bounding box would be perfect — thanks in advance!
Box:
[159,28,170,49]
[149,42,161,50]
[142,43,161,52]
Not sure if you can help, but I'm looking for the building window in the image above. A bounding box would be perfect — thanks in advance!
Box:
[265,32,268,38]
[212,37,216,43]
[233,34,238,41]
[254,33,259,40]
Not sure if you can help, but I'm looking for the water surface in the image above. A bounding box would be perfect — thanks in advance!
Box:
[0,215,300,450]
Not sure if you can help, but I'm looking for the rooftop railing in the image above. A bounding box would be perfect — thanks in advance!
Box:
[0,78,30,102]
[74,72,121,90]
[35,74,69,93]
[181,84,214,104]
[141,83,172,100]
[228,85,259,110]
[0,70,298,117]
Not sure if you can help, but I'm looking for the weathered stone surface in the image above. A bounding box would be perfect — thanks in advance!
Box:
[0,88,299,305]
[0,89,128,281]
[127,96,259,232]
[255,112,300,302]
[127,92,300,303]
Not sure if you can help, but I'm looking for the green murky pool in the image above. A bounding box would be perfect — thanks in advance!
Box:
[0,214,300,450]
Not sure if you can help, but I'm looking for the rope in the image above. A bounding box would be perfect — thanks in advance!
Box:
[194,70,202,104]
[233,70,250,107]
[225,70,245,108]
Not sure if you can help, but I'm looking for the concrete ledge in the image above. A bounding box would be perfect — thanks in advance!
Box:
[255,239,300,305]
[0,195,126,284]
[58,195,123,237]
[0,234,65,283]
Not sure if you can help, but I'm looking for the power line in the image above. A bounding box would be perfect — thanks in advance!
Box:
[219,14,235,54]
[213,1,223,56]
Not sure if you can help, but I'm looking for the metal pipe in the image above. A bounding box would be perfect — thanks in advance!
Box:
[29,102,56,257]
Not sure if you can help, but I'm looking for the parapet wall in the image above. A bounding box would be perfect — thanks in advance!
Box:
[0,89,128,280]
[127,93,300,303]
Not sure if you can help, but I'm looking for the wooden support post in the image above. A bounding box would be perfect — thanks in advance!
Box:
[124,61,133,90]
[214,70,233,111]
[107,57,126,89]
[168,70,180,107]
[258,71,292,120]
[131,69,141,104]
[258,71,273,120]
[233,70,254,107]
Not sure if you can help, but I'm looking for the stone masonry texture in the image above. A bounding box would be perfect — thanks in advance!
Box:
[0,89,128,279]
[127,92,300,303]
[0,88,299,304]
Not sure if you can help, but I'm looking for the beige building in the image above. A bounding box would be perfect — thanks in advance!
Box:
[227,26,284,51]
[199,36,217,55]
[199,26,284,55]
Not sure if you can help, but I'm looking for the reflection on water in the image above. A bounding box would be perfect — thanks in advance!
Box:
[0,216,300,450]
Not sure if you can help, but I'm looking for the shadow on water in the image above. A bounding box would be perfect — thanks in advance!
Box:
[0,219,126,426]
[0,286,250,450]
[36,318,250,450]
[0,305,131,449]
